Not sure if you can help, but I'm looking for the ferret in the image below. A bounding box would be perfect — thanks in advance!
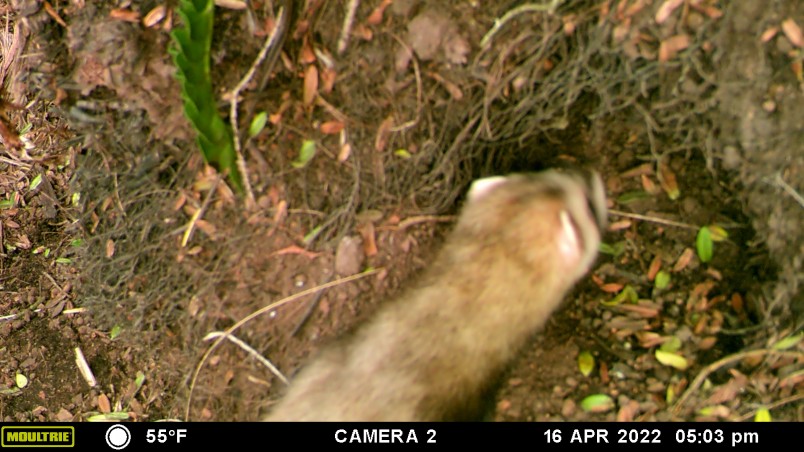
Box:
[265,169,607,421]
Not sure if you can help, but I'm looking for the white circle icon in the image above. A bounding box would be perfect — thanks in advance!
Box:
[105,424,131,450]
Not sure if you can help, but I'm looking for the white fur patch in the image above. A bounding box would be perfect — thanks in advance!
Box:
[467,176,508,202]
[557,209,581,266]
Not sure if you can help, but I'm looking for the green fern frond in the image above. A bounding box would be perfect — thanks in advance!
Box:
[170,0,242,191]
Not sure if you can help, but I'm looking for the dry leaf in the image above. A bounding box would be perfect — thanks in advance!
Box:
[143,5,166,27]
[658,34,690,62]
[658,160,680,199]
[428,72,463,100]
[43,1,68,27]
[647,256,662,281]
[608,219,632,231]
[620,163,654,178]
[374,116,394,152]
[781,18,803,48]
[105,239,115,258]
[303,65,319,106]
[300,40,317,64]
[601,283,624,293]
[338,143,352,162]
[354,23,373,41]
[215,0,247,10]
[616,399,640,422]
[358,222,379,257]
[641,174,660,194]
[109,8,140,22]
[367,0,392,25]
[320,121,345,135]
[616,303,661,318]
[761,27,780,43]
[655,0,684,24]
[272,245,320,259]
[673,247,695,272]
[320,67,337,93]
[98,394,111,413]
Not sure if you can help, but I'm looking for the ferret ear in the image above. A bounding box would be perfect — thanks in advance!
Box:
[467,176,508,202]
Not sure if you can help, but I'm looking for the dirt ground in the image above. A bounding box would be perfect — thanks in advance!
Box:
[1,0,802,422]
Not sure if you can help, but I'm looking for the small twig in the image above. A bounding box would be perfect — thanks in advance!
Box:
[42,271,66,296]
[0,307,86,322]
[735,393,804,421]
[480,0,564,48]
[74,346,97,388]
[764,173,804,209]
[185,268,383,420]
[337,0,360,54]
[671,348,803,418]
[390,34,422,133]
[376,215,456,232]
[290,276,333,337]
[181,174,221,247]
[203,331,289,385]
[608,209,698,230]
[228,5,288,209]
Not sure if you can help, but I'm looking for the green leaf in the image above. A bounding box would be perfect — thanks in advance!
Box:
[87,412,131,422]
[71,192,81,206]
[580,394,614,413]
[135,371,146,391]
[29,174,43,191]
[599,241,626,257]
[659,336,682,353]
[754,408,771,422]
[616,191,651,204]
[696,226,713,263]
[655,350,688,370]
[772,332,803,350]
[249,111,268,137]
[292,140,317,168]
[56,257,72,265]
[15,373,28,389]
[110,325,123,340]
[654,270,671,289]
[0,198,15,209]
[394,149,412,159]
[601,285,638,306]
[171,0,242,191]
[70,239,85,247]
[303,225,323,245]
[577,351,595,377]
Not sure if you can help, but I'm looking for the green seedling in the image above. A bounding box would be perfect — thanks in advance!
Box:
[170,0,242,190]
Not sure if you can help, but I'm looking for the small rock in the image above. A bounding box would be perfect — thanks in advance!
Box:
[335,235,364,275]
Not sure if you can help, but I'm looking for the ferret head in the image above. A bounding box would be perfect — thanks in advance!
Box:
[463,169,607,282]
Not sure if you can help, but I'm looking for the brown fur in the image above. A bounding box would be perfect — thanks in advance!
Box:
[265,170,607,421]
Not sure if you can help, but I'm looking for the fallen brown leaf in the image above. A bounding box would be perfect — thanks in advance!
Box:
[367,0,393,25]
[358,222,379,257]
[98,394,111,413]
[601,282,625,293]
[655,0,684,24]
[43,1,67,27]
[616,399,641,422]
[303,65,319,106]
[272,245,320,259]
[374,116,394,152]
[781,18,803,48]
[673,247,695,272]
[110,8,140,22]
[647,256,662,281]
[143,5,166,28]
[320,121,344,135]
[659,34,690,62]
[760,27,779,43]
